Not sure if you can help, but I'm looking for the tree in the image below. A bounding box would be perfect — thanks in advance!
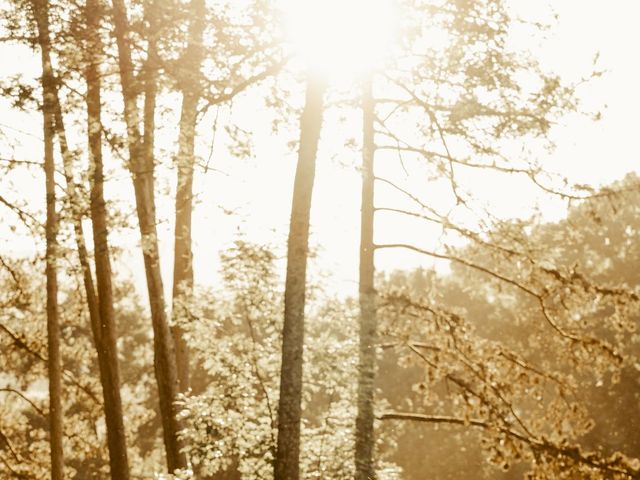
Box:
[169,0,284,394]
[349,0,583,473]
[0,250,175,477]
[179,241,390,479]
[31,0,64,476]
[274,75,326,480]
[355,76,377,480]
[37,2,134,474]
[171,0,205,394]
[29,0,134,475]
[85,0,131,476]
[375,182,640,478]
[108,0,186,471]
[346,0,640,476]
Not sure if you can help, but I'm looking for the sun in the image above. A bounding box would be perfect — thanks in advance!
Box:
[282,0,399,79]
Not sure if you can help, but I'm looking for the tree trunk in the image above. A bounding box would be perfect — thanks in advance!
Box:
[40,8,131,474]
[51,86,100,352]
[171,0,205,393]
[274,76,326,480]
[355,77,377,480]
[52,64,132,480]
[109,0,186,471]
[85,2,131,477]
[33,0,64,477]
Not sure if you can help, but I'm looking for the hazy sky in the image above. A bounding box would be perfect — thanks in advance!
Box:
[1,0,639,300]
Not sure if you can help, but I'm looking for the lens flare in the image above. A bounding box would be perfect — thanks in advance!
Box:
[283,0,399,78]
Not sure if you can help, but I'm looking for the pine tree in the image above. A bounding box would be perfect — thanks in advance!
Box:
[275,75,326,480]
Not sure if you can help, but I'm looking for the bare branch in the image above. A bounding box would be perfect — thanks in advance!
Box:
[0,387,46,417]
[379,412,640,478]
[0,322,102,405]
[374,242,538,297]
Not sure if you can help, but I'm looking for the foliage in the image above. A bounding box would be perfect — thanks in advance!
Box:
[377,175,640,478]
[0,253,164,478]
[179,241,400,478]
[0,0,638,478]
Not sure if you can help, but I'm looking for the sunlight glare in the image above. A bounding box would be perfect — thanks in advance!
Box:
[283,0,399,78]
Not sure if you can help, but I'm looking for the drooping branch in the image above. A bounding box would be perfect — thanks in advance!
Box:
[374,204,527,261]
[375,242,625,352]
[379,412,640,478]
[199,56,291,116]
[0,388,45,417]
[0,194,40,227]
[374,242,538,297]
[0,322,101,405]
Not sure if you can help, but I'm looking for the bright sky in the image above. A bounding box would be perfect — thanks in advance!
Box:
[1,0,639,300]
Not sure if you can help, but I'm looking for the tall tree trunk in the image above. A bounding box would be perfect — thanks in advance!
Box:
[109,0,186,471]
[274,76,326,480]
[33,0,64,477]
[36,1,130,474]
[39,10,131,475]
[52,71,132,480]
[171,0,205,394]
[84,2,131,477]
[355,77,377,480]
[52,90,100,348]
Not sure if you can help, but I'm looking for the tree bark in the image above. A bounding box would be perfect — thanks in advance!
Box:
[355,77,377,480]
[32,0,64,477]
[52,62,132,480]
[84,2,131,477]
[274,76,326,480]
[171,0,205,393]
[109,0,186,471]
[40,5,131,475]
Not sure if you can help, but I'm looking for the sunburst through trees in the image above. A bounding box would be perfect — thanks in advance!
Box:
[0,0,639,479]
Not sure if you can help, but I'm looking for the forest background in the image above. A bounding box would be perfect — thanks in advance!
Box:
[1,0,640,479]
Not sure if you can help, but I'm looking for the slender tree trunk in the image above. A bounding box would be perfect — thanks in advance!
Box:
[84,2,131,477]
[40,11,130,475]
[355,77,377,480]
[171,0,205,393]
[52,69,131,480]
[33,0,63,477]
[274,76,326,480]
[109,0,186,471]
[52,92,100,345]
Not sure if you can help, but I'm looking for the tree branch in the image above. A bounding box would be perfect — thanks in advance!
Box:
[379,411,640,478]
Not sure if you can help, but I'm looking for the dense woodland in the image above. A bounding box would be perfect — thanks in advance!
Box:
[1,0,639,478]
